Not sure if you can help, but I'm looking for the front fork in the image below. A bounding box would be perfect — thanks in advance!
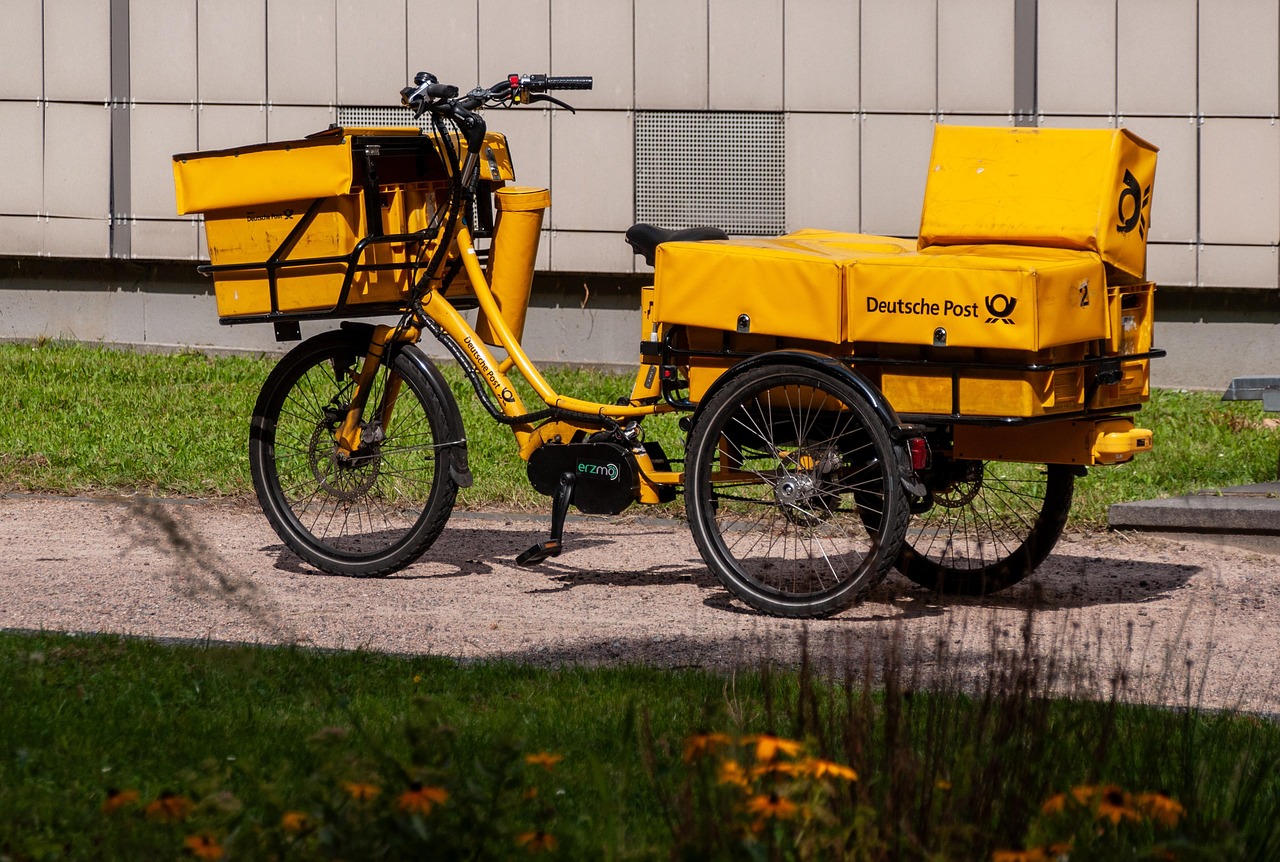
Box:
[334,323,419,458]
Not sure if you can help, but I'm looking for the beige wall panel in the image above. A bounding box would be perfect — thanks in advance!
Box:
[1036,115,1117,129]
[938,0,1014,114]
[337,0,407,106]
[550,111,632,232]
[860,112,935,236]
[1200,118,1280,246]
[479,0,550,86]
[785,112,859,232]
[550,231,634,273]
[861,0,935,112]
[198,104,268,151]
[636,0,708,109]
[500,109,552,199]
[1037,0,1115,116]
[0,0,44,100]
[0,216,44,257]
[0,102,44,214]
[131,0,197,103]
[131,220,202,261]
[551,0,633,110]
[1120,116,1196,243]
[784,0,859,112]
[45,103,110,219]
[1145,242,1195,287]
[198,0,267,104]
[1198,245,1279,290]
[267,0,336,105]
[1199,0,1279,118]
[266,105,335,142]
[45,0,110,102]
[1117,0,1196,116]
[408,2,477,88]
[45,218,110,259]
[936,114,1014,127]
[709,0,783,110]
[131,104,198,219]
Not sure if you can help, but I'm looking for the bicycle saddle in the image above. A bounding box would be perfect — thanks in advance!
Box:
[625,223,729,266]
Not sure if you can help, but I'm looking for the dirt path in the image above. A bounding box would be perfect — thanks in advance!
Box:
[2,495,1278,712]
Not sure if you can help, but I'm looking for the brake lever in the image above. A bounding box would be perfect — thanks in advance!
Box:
[526,93,576,113]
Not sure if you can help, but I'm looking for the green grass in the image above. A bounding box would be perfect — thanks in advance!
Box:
[0,341,1275,524]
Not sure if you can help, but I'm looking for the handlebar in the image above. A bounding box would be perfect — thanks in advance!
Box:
[522,74,594,92]
[400,72,593,119]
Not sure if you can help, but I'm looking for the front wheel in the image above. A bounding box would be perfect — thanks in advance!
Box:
[249,329,458,576]
[684,363,910,618]
[897,460,1074,595]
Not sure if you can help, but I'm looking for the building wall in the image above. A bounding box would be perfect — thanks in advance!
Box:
[1,0,1279,386]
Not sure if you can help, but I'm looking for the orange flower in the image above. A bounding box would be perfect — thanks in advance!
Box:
[515,830,559,853]
[145,792,195,822]
[1135,792,1185,828]
[343,781,380,802]
[935,779,952,791]
[992,849,1048,862]
[101,788,139,814]
[1096,785,1141,825]
[682,732,732,763]
[397,783,448,816]
[800,758,858,781]
[751,759,802,780]
[1041,793,1067,816]
[745,792,799,820]
[525,752,564,771]
[280,810,311,834]
[717,759,749,788]
[745,734,804,763]
[183,832,223,860]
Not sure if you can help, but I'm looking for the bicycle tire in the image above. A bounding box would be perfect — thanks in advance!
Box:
[684,363,910,618]
[249,329,458,576]
[896,461,1073,596]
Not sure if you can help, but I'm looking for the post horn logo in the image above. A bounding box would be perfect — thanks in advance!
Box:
[985,294,1018,325]
[1117,169,1152,238]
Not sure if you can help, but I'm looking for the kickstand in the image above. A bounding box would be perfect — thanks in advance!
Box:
[516,471,575,566]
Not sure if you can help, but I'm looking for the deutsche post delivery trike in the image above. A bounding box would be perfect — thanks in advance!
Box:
[172,72,1162,618]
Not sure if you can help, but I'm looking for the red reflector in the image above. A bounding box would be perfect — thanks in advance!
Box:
[908,437,928,471]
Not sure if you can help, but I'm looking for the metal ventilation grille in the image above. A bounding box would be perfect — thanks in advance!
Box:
[636,111,785,236]
[336,106,427,128]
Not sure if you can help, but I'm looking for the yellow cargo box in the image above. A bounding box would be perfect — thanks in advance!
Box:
[846,245,1109,352]
[174,136,356,216]
[918,126,1157,279]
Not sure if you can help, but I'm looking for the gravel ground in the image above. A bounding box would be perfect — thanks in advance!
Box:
[3,494,1279,712]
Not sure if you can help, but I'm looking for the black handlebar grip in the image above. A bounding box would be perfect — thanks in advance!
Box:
[545,76,593,91]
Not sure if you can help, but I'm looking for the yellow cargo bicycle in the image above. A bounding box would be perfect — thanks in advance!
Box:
[173,72,1163,618]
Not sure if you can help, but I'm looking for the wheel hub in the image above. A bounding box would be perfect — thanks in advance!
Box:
[308,421,382,501]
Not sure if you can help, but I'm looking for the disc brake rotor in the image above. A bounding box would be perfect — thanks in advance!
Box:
[308,421,382,501]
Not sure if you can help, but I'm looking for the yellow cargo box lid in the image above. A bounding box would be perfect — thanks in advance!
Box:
[173,135,355,215]
[918,126,1158,279]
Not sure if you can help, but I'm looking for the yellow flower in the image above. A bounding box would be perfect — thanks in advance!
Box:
[343,781,380,802]
[1096,785,1142,825]
[1135,792,1185,828]
[280,810,310,834]
[745,734,804,763]
[397,783,448,816]
[935,779,952,791]
[800,758,858,781]
[413,674,423,684]
[525,752,564,771]
[1041,793,1067,815]
[183,832,223,860]
[751,759,802,780]
[515,830,559,853]
[745,792,799,820]
[717,759,750,788]
[992,849,1048,862]
[145,792,195,822]
[682,731,732,763]
[101,788,139,814]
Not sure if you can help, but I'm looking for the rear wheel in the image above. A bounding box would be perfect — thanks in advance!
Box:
[249,330,458,576]
[684,364,910,618]
[897,459,1073,595]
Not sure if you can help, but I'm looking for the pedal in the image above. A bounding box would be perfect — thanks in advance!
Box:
[515,470,575,568]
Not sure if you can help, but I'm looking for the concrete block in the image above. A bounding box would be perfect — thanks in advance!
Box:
[550,110,632,231]
[499,109,552,198]
[45,217,110,259]
[1117,0,1196,116]
[860,112,935,237]
[479,0,550,87]
[197,104,268,151]
[267,0,336,106]
[1120,116,1197,243]
[551,0,633,109]
[549,231,634,274]
[1200,0,1279,118]
[408,2,478,88]
[337,0,407,106]
[861,0,936,113]
[0,0,44,100]
[130,0,198,103]
[44,0,110,103]
[0,101,44,214]
[197,0,266,104]
[636,0,708,109]
[0,216,44,257]
[1198,245,1279,290]
[131,103,198,219]
[709,0,783,110]
[1037,0,1115,116]
[785,112,858,233]
[130,219,202,261]
[938,0,1015,114]
[266,104,335,142]
[1145,242,1196,287]
[784,0,859,111]
[1200,118,1280,246]
[44,103,111,219]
